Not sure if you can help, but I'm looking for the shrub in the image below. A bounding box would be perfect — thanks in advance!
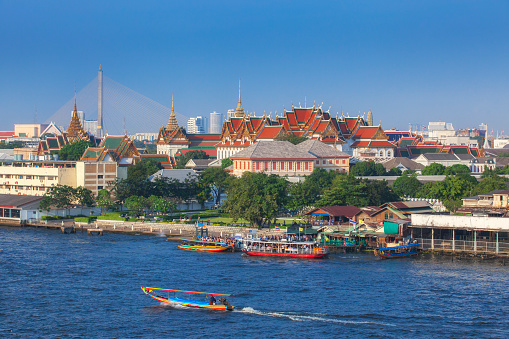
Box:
[74,216,97,223]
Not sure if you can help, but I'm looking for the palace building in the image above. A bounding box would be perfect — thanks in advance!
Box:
[155,85,392,161]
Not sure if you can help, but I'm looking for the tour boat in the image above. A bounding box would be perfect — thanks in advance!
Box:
[141,287,234,311]
[176,238,234,252]
[241,239,328,258]
[374,243,419,259]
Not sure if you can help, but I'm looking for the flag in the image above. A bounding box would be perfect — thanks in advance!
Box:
[349,219,357,226]
[299,227,303,231]
[359,220,365,225]
[275,226,281,230]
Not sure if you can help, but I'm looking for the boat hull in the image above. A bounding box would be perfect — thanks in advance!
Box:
[243,250,328,258]
[141,287,234,311]
[375,251,418,259]
[374,243,419,259]
[177,244,233,252]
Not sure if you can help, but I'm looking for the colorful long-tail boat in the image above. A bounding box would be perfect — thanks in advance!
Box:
[141,287,234,310]
[177,238,234,252]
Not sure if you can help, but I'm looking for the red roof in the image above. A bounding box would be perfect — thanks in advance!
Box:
[353,126,379,138]
[0,131,15,139]
[257,127,283,138]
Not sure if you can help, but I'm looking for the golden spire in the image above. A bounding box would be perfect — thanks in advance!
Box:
[67,84,86,140]
[234,78,245,117]
[166,93,179,131]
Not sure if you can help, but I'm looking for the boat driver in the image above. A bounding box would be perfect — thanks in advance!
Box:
[209,295,216,305]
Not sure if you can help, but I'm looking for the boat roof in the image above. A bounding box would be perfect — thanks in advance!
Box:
[244,239,318,245]
[143,287,234,297]
[378,243,419,251]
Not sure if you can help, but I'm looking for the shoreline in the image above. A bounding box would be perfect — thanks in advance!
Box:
[2,221,509,260]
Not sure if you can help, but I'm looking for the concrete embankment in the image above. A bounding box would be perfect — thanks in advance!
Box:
[2,219,274,239]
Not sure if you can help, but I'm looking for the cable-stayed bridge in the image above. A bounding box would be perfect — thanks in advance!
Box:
[44,76,190,136]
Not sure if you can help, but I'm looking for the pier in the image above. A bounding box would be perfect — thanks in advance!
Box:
[410,214,509,256]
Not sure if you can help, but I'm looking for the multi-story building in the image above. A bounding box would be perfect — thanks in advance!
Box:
[187,116,207,134]
[0,159,120,196]
[229,140,350,177]
[209,112,222,134]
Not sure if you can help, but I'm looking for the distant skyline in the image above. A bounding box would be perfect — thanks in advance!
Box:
[1,1,508,135]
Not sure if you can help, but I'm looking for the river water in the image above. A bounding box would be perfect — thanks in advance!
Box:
[1,226,508,338]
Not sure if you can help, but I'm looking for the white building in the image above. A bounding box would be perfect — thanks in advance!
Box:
[187,116,207,134]
[209,112,222,134]
[132,133,158,142]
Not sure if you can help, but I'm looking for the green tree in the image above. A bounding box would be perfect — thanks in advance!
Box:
[221,158,233,169]
[275,133,308,145]
[199,167,230,205]
[393,174,422,197]
[387,167,402,176]
[124,195,148,217]
[58,140,95,161]
[149,196,175,214]
[473,174,508,195]
[96,189,114,214]
[39,185,76,215]
[444,164,471,175]
[127,158,163,180]
[176,150,209,169]
[223,172,288,228]
[350,161,387,176]
[0,140,24,149]
[285,168,341,212]
[421,163,446,175]
[317,175,369,207]
[75,186,94,214]
[365,179,400,206]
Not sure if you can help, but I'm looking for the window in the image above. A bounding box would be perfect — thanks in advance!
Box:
[305,162,309,170]
[323,160,326,164]
[336,160,339,164]
[256,162,260,170]
[316,160,319,164]
[280,162,284,171]
[297,162,301,170]
[98,175,103,179]
[265,162,269,170]
[289,162,293,170]
[98,186,103,190]
[235,162,238,169]
[379,151,383,157]
[272,162,277,170]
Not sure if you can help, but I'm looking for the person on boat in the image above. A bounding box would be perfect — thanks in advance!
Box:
[209,295,216,305]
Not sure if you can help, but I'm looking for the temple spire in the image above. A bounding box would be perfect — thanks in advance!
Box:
[67,83,86,141]
[234,78,245,117]
[166,93,179,131]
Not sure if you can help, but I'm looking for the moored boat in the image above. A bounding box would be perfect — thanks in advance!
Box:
[242,239,328,258]
[177,238,234,252]
[141,287,234,310]
[374,243,419,259]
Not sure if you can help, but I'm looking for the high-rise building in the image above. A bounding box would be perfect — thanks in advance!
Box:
[187,116,207,134]
[209,111,222,134]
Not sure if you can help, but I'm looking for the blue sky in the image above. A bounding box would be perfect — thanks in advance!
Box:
[1,1,508,134]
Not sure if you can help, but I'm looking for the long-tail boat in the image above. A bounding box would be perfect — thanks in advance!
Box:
[374,243,419,259]
[141,287,234,311]
[241,239,328,258]
[176,238,234,252]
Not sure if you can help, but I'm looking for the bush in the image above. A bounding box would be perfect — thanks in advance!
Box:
[41,216,65,220]
[97,214,128,221]
[74,216,97,223]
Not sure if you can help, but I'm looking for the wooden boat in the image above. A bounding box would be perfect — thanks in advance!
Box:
[374,243,419,259]
[177,238,234,252]
[141,287,234,311]
[242,239,328,258]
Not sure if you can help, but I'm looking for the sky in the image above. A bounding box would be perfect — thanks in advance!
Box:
[1,0,508,134]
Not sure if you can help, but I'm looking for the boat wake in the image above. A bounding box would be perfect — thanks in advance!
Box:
[235,307,394,326]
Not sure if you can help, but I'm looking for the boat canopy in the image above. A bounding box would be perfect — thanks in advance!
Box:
[143,287,234,297]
